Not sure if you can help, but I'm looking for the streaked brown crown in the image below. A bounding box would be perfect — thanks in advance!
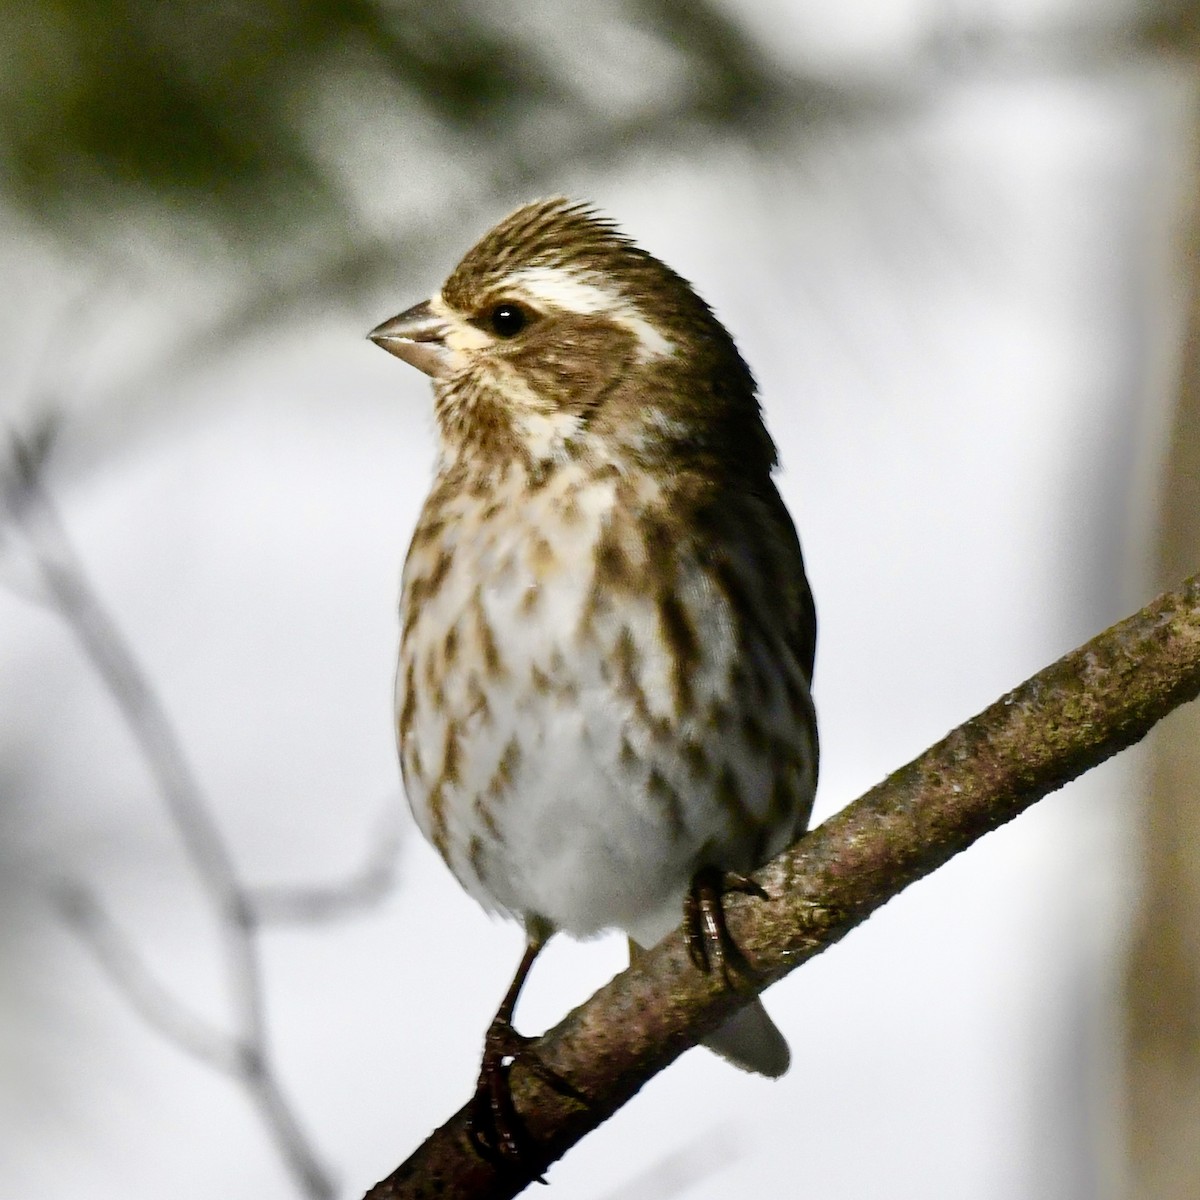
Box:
[442,199,641,305]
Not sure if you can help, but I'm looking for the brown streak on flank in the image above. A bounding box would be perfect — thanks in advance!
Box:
[614,626,651,722]
[682,739,709,780]
[427,723,462,872]
[594,525,636,593]
[642,516,675,579]
[741,711,769,756]
[400,576,425,633]
[708,697,733,735]
[420,463,464,518]
[729,660,749,695]
[618,734,638,771]
[398,614,415,652]
[484,736,523,805]
[500,735,522,779]
[746,661,770,703]
[767,770,798,831]
[426,548,454,598]
[397,663,417,746]
[580,519,633,633]
[531,663,553,695]
[580,586,611,631]
[468,835,487,886]
[441,722,462,786]
[473,790,502,841]
[647,767,686,838]
[750,821,771,866]
[710,556,767,654]
[657,591,699,716]
[410,518,443,549]
[782,664,809,716]
[443,625,459,668]
[521,585,540,615]
[714,763,748,829]
[427,778,450,863]
[576,590,604,643]
[473,587,507,680]
[771,730,806,775]
[465,675,491,724]
[402,743,422,791]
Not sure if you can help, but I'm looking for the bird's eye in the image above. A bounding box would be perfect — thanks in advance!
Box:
[489,302,528,338]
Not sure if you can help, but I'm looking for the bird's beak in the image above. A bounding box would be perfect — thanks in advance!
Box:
[368,301,450,377]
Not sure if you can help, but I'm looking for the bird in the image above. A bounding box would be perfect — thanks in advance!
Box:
[369,198,817,1160]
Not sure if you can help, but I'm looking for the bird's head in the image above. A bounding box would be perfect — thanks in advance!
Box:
[370,198,776,479]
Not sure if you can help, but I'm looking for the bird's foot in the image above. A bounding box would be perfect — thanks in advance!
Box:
[468,1014,542,1175]
[683,866,768,986]
[467,1016,586,1179]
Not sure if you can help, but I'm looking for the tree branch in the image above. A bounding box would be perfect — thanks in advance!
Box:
[367,572,1200,1199]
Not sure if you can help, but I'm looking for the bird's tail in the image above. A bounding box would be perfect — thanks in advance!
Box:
[627,939,789,1077]
[701,996,790,1077]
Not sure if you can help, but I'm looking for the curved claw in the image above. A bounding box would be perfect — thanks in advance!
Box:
[683,867,768,986]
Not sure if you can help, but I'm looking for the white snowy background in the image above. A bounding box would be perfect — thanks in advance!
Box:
[1,1,1193,1197]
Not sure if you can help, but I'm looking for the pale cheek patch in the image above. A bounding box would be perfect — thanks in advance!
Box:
[508,266,674,362]
[430,292,491,363]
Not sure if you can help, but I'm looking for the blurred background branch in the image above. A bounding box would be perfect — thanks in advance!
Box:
[2,429,406,1199]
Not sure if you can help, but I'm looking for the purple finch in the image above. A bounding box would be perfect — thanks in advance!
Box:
[371,198,818,1158]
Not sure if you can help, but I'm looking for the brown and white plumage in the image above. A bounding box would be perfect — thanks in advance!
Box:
[373,198,817,1085]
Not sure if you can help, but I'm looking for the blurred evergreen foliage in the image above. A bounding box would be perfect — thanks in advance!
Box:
[0,0,795,251]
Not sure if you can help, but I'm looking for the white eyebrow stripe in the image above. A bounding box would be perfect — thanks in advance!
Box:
[506,265,673,361]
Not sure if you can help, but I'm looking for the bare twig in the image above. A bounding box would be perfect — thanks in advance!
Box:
[366,572,1200,1199]
[53,883,242,1074]
[4,433,339,1200]
[8,434,261,1018]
